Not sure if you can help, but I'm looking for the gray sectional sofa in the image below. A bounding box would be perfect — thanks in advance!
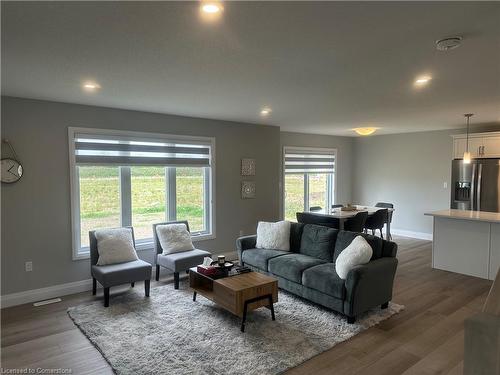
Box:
[236,223,398,323]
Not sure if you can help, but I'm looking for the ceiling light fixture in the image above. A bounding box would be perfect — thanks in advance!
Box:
[82,81,101,92]
[436,36,462,51]
[414,76,432,86]
[463,113,474,164]
[201,2,222,14]
[353,127,378,136]
[260,107,272,116]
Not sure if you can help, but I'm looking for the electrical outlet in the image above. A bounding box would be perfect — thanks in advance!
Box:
[25,261,33,272]
[443,182,448,189]
[239,230,244,237]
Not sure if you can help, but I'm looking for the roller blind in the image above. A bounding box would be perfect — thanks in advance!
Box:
[73,131,212,167]
[284,147,335,174]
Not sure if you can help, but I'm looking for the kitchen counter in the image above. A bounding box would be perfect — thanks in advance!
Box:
[426,209,500,280]
[425,209,500,224]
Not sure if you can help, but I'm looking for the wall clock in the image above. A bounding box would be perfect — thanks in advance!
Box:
[1,158,23,183]
[1,139,23,183]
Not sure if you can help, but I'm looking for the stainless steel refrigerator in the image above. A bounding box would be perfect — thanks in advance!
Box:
[451,159,500,212]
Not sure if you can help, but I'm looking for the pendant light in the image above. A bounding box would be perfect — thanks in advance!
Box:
[463,113,474,164]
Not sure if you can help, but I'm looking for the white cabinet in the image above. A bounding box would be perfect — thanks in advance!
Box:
[483,137,500,158]
[452,132,500,159]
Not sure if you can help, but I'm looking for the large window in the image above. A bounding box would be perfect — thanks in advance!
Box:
[70,128,215,259]
[283,147,336,221]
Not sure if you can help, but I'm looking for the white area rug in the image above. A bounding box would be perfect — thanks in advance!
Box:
[68,283,403,375]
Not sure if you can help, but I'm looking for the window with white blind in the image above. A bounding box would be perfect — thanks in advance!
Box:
[283,146,336,221]
[69,127,215,259]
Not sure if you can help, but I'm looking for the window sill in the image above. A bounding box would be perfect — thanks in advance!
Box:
[73,233,216,261]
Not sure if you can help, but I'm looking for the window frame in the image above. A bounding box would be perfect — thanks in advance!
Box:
[69,127,216,260]
[282,146,337,220]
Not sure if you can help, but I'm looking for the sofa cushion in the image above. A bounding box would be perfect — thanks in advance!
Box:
[241,248,289,271]
[302,263,346,299]
[268,253,326,283]
[299,224,338,262]
[334,231,383,261]
[290,222,305,252]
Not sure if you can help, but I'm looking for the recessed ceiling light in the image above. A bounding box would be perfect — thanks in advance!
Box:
[201,3,222,14]
[82,81,101,92]
[260,107,272,116]
[414,76,432,86]
[353,127,378,136]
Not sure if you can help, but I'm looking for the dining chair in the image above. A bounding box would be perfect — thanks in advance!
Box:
[364,209,389,239]
[343,211,368,233]
[309,206,323,212]
[375,202,394,239]
[296,212,339,229]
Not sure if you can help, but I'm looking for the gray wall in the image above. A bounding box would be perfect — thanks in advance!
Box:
[1,96,281,295]
[280,131,354,216]
[352,130,459,235]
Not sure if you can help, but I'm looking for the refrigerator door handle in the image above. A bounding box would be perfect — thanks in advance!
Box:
[477,163,483,211]
[471,163,476,210]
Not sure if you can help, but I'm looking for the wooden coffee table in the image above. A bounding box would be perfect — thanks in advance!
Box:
[189,268,278,332]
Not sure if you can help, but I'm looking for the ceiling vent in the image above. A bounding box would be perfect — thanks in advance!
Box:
[436,37,462,51]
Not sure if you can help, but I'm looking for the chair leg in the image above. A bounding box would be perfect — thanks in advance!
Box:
[347,316,356,324]
[380,228,384,240]
[145,279,150,297]
[381,302,389,309]
[92,278,97,295]
[174,272,179,289]
[104,287,110,307]
[131,282,135,288]
[155,265,160,281]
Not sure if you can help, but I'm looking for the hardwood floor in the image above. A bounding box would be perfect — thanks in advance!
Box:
[1,237,492,374]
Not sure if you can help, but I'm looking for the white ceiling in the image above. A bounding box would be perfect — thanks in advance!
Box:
[2,1,500,136]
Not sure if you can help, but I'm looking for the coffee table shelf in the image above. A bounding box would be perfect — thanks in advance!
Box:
[189,267,278,332]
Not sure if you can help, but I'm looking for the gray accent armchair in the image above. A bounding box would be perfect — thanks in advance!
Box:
[90,227,152,307]
[153,221,211,289]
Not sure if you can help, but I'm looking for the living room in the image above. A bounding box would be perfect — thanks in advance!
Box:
[1,1,500,374]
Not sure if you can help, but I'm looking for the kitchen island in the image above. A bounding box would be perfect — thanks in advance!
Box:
[425,209,500,280]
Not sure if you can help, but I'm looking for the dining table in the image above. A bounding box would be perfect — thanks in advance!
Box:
[312,205,395,239]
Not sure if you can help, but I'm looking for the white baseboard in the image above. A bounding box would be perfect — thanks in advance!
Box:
[1,251,238,309]
[391,228,432,241]
[1,278,94,309]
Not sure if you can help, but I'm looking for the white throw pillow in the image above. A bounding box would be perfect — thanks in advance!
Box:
[256,221,291,251]
[156,223,195,255]
[335,236,373,279]
[95,228,138,266]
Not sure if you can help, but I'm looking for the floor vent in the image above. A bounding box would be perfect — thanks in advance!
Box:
[33,298,62,307]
